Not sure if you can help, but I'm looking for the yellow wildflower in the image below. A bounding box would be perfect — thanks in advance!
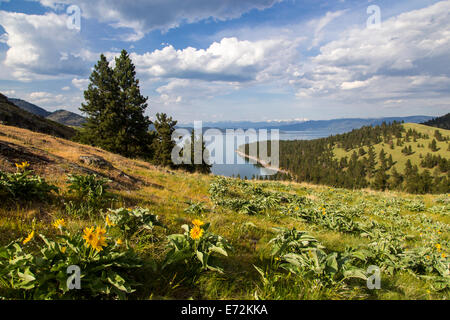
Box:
[192,219,205,227]
[105,215,115,227]
[23,231,34,245]
[83,226,107,252]
[53,218,66,229]
[442,253,447,259]
[190,226,204,240]
[426,255,430,260]
[116,239,123,246]
[60,246,67,254]
[435,244,441,252]
[15,161,30,171]
[82,227,95,246]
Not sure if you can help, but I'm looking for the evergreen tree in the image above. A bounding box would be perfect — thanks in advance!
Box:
[113,50,153,157]
[429,139,438,152]
[78,52,152,158]
[152,113,177,167]
[390,167,403,190]
[179,131,212,174]
[367,145,376,177]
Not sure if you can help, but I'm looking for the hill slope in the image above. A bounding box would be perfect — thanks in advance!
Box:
[0,124,448,300]
[422,113,450,130]
[7,96,86,127]
[7,98,51,118]
[244,122,449,193]
[0,94,76,139]
[46,109,86,127]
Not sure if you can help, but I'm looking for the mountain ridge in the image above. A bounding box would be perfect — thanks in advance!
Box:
[6,97,86,127]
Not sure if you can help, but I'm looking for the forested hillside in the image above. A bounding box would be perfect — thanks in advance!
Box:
[423,113,450,130]
[245,122,450,194]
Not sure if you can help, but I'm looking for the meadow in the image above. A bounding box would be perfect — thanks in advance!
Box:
[0,124,448,300]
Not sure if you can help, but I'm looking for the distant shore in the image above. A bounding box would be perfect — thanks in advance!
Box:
[235,150,290,175]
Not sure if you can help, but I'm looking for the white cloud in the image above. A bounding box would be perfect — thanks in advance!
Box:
[36,0,283,41]
[2,89,16,96]
[310,10,347,48]
[0,11,93,80]
[132,37,300,83]
[71,78,89,90]
[28,91,65,105]
[291,1,450,106]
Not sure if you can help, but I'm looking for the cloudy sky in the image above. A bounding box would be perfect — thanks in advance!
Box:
[0,0,449,123]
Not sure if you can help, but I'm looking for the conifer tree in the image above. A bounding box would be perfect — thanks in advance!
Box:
[152,113,177,167]
[78,51,152,158]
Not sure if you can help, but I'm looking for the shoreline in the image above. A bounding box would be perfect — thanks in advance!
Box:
[235,150,290,175]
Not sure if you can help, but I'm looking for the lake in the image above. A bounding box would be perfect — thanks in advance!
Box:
[204,130,331,178]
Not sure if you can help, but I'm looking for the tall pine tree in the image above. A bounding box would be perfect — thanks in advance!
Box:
[78,51,152,158]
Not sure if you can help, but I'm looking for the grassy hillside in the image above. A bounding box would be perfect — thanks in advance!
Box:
[0,124,448,300]
[334,123,450,174]
[0,94,76,139]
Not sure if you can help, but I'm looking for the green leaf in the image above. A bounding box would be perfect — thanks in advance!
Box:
[209,246,228,256]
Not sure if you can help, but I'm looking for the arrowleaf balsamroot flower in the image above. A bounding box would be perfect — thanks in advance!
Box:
[53,218,66,229]
[190,226,204,240]
[105,215,115,227]
[23,231,34,245]
[192,219,204,227]
[15,161,30,171]
[83,226,108,252]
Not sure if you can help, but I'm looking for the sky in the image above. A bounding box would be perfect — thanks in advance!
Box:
[0,0,449,123]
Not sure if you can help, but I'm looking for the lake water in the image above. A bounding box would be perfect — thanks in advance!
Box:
[205,130,330,178]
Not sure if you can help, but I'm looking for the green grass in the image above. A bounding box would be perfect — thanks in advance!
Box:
[0,124,449,300]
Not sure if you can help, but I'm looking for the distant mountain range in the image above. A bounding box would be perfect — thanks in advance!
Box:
[3,95,440,136]
[179,116,435,135]
[7,98,86,127]
[0,93,76,139]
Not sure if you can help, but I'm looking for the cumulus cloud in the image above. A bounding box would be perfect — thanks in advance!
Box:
[35,0,283,41]
[71,78,89,90]
[132,37,300,83]
[292,1,450,105]
[27,91,65,105]
[0,11,92,80]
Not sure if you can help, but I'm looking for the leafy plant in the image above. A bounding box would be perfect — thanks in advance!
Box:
[163,220,231,274]
[268,228,367,286]
[0,221,142,299]
[0,164,58,202]
[106,207,164,238]
[184,201,206,215]
[65,174,113,216]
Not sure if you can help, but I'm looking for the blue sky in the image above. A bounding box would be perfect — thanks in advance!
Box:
[0,0,449,123]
